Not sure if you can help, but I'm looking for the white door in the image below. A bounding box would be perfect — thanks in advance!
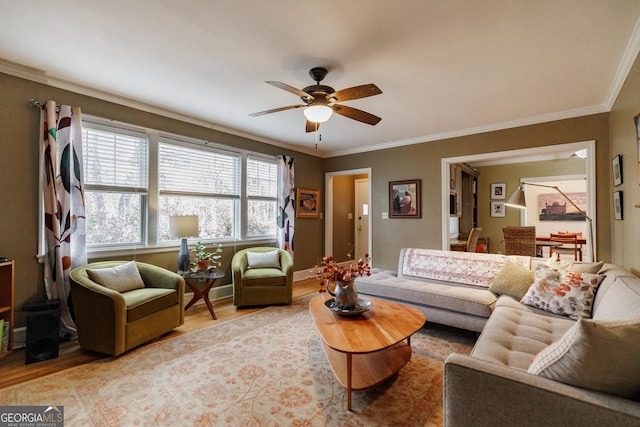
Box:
[354,179,370,258]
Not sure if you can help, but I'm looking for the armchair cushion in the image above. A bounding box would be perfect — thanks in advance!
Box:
[246,250,281,269]
[123,288,179,322]
[242,268,287,287]
[87,261,145,292]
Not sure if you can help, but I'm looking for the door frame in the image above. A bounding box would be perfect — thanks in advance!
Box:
[325,168,372,259]
[354,178,370,259]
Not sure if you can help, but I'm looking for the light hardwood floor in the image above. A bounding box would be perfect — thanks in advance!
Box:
[0,279,320,389]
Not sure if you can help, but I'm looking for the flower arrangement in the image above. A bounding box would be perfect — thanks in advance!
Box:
[313,253,371,293]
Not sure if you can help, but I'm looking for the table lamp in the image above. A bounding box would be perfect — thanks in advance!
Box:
[505,182,595,261]
[169,215,199,272]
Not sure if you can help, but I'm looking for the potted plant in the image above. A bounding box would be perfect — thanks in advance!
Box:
[190,242,223,271]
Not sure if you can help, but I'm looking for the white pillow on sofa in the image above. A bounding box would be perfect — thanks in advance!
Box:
[246,250,281,269]
[87,261,145,293]
[528,317,640,399]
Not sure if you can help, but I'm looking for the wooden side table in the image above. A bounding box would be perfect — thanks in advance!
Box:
[181,268,225,320]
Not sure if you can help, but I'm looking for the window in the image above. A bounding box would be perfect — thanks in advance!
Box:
[78,117,277,252]
[246,156,277,237]
[82,124,148,247]
[158,141,240,241]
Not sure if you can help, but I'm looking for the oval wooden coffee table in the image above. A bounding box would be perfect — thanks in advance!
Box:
[309,295,426,410]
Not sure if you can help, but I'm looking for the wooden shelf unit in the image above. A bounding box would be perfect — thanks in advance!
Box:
[0,260,14,359]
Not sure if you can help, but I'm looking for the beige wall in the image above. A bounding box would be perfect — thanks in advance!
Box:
[0,72,325,327]
[325,114,611,271]
[609,52,640,275]
[476,158,586,254]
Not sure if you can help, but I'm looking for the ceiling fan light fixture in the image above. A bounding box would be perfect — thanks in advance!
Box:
[304,105,333,123]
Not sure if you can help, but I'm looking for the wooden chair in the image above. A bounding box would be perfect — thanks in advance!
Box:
[466,227,483,252]
[550,233,582,261]
[502,226,536,256]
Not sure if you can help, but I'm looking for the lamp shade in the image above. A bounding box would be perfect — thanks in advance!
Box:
[169,215,198,238]
[304,105,333,123]
[505,186,527,209]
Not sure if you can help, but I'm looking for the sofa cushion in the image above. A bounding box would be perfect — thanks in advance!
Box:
[489,262,534,300]
[122,288,178,322]
[528,317,640,399]
[87,261,145,293]
[399,248,530,288]
[521,266,603,320]
[246,250,280,269]
[355,270,496,318]
[593,273,640,321]
[470,296,574,370]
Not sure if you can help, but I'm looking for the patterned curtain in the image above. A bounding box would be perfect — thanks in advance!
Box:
[41,100,87,340]
[277,155,295,256]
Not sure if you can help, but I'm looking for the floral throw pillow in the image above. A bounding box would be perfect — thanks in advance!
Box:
[520,266,604,319]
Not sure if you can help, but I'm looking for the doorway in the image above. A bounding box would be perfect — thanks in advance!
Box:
[325,168,372,261]
[440,140,596,260]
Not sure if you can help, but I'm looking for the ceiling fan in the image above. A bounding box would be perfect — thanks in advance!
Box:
[249,67,382,132]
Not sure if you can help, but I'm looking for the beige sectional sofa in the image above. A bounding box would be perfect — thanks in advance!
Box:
[355,249,640,426]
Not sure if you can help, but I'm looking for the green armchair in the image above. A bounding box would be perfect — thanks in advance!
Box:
[232,247,293,307]
[69,261,185,356]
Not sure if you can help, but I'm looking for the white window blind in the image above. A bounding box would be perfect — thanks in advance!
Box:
[159,143,240,196]
[247,156,277,198]
[83,126,148,190]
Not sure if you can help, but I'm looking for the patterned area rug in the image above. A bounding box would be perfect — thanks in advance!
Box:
[0,295,476,426]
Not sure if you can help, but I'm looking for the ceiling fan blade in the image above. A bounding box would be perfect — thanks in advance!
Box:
[306,120,320,133]
[266,81,314,101]
[249,104,305,117]
[330,84,382,102]
[333,104,381,125]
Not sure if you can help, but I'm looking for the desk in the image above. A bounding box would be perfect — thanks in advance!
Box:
[181,268,225,320]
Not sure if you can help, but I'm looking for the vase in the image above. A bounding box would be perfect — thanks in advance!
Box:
[178,238,191,272]
[327,279,359,310]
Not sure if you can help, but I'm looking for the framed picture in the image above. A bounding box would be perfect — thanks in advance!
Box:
[491,183,506,199]
[296,188,320,218]
[389,179,421,218]
[612,154,623,187]
[613,191,623,220]
[491,201,506,218]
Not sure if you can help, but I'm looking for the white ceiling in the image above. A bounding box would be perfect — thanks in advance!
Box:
[2,1,640,158]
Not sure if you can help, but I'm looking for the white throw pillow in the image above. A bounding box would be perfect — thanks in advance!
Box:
[545,253,603,274]
[528,317,640,399]
[246,250,281,269]
[545,253,571,270]
[87,261,145,292]
[520,266,603,319]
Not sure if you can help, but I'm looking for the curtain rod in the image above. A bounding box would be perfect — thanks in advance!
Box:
[28,99,60,112]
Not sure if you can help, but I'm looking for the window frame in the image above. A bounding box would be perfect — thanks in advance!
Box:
[76,116,278,258]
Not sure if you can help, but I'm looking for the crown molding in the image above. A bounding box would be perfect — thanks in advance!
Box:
[0,59,320,158]
[605,16,640,109]
[324,104,608,158]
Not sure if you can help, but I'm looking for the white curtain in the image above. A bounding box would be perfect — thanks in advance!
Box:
[41,100,87,340]
[277,155,295,255]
